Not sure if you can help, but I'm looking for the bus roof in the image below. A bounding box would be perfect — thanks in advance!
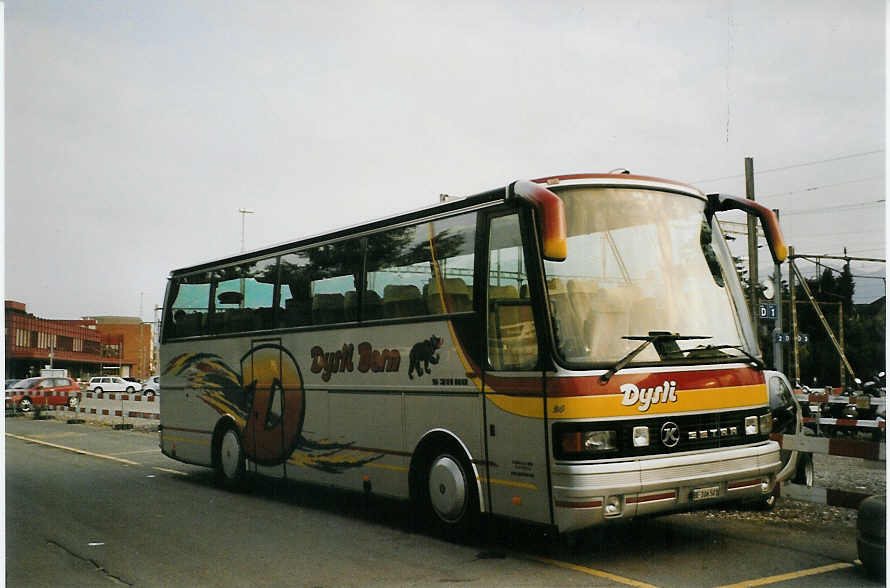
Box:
[169,172,703,276]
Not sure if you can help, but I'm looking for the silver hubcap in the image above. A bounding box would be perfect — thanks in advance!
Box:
[804,461,814,487]
[220,430,242,480]
[428,455,467,522]
[69,397,78,408]
[19,399,32,412]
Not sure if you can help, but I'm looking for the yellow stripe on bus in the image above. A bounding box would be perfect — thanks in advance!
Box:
[484,477,538,490]
[161,434,212,446]
[367,462,410,472]
[487,384,767,419]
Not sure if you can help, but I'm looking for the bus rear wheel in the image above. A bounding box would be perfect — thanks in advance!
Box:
[421,449,479,539]
[215,424,247,490]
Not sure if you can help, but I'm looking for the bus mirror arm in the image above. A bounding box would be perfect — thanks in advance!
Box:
[511,180,568,262]
[706,193,788,264]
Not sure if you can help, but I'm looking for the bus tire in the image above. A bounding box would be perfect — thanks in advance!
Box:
[420,446,479,539]
[857,495,886,579]
[214,423,247,491]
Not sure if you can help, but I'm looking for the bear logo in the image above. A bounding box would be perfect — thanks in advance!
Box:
[408,335,443,379]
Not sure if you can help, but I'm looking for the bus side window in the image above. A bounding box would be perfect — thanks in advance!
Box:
[211,258,278,334]
[426,213,475,314]
[366,212,476,320]
[306,240,363,326]
[279,251,313,327]
[487,214,538,370]
[166,272,212,338]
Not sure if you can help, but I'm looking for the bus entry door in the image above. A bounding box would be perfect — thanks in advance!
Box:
[482,212,551,525]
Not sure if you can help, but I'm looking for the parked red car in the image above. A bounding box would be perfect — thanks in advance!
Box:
[5,376,80,412]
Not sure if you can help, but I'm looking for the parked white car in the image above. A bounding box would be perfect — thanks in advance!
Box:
[142,376,160,397]
[87,376,139,394]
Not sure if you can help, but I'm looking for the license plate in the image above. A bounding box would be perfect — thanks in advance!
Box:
[692,485,720,501]
[855,396,871,410]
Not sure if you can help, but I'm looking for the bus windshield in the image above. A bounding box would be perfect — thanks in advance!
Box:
[544,186,754,367]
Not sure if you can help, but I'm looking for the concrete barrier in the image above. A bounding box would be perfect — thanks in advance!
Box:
[43,391,159,428]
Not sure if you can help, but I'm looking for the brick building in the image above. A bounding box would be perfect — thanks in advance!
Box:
[5,301,153,381]
[82,315,154,380]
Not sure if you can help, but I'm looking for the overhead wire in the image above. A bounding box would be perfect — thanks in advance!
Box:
[691,149,885,184]
[780,200,885,216]
[758,175,884,200]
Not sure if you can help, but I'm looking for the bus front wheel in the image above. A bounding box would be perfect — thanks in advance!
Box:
[215,424,247,490]
[422,449,479,539]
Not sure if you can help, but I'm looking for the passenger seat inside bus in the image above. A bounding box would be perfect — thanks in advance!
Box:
[488,285,536,369]
[362,290,383,320]
[383,285,424,318]
[175,311,204,337]
[313,293,345,324]
[281,296,312,327]
[564,279,600,355]
[425,278,472,314]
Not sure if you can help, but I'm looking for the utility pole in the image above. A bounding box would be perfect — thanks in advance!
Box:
[789,246,800,386]
[239,208,255,252]
[772,209,783,373]
[839,303,845,389]
[745,157,760,349]
[139,292,144,379]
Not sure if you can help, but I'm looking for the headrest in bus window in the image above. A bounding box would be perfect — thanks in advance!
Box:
[568,279,600,294]
[489,285,519,300]
[383,284,421,302]
[312,293,344,309]
[546,278,566,294]
[217,291,243,305]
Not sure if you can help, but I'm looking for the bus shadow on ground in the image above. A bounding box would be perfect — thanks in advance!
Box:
[163,471,882,584]
[168,468,732,558]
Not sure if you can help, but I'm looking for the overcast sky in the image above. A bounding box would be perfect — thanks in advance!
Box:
[4,1,886,324]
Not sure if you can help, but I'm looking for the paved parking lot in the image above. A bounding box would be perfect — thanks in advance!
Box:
[5,416,883,587]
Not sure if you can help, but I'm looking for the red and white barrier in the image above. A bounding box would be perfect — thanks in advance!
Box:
[795,388,885,409]
[802,416,885,430]
[772,433,884,509]
[45,391,159,425]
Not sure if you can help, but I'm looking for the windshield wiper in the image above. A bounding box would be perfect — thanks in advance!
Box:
[690,344,765,370]
[600,332,710,383]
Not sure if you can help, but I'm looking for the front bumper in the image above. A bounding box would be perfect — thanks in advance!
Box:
[552,441,781,532]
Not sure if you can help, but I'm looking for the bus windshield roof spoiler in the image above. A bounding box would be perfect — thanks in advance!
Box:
[706,193,788,264]
[511,180,567,261]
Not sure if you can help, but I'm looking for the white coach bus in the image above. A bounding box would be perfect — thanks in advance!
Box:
[159,171,792,536]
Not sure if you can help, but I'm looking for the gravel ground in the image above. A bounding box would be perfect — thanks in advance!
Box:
[705,450,886,529]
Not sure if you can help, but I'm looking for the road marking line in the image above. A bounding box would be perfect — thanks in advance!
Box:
[714,561,855,587]
[153,467,190,476]
[109,449,160,456]
[529,556,660,588]
[30,432,88,440]
[6,433,141,466]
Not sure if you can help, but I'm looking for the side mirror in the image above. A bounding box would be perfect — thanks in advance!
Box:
[511,180,567,262]
[707,193,788,264]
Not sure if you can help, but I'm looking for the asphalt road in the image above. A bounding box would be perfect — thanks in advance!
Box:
[5,417,883,587]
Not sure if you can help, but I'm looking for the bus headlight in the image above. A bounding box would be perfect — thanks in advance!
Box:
[744,415,758,435]
[559,430,617,455]
[759,412,772,435]
[632,426,650,447]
